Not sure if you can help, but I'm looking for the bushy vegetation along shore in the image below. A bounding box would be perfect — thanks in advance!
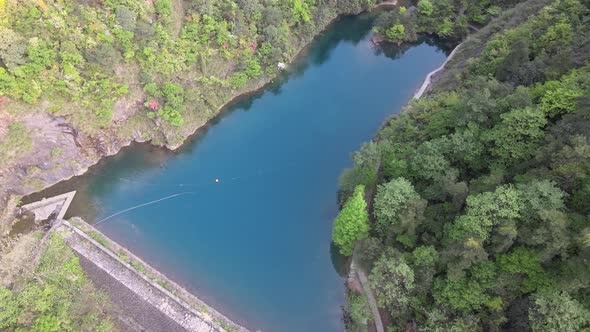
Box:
[372,0,527,44]
[0,0,383,202]
[1,0,378,128]
[335,0,590,330]
[0,232,115,331]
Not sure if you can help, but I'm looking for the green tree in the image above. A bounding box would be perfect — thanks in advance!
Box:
[433,276,489,312]
[289,0,311,24]
[0,287,18,329]
[536,78,584,116]
[517,180,566,223]
[373,178,425,237]
[115,6,138,31]
[444,125,486,172]
[412,245,439,267]
[357,237,384,270]
[338,2,590,329]
[418,0,434,16]
[529,290,590,331]
[410,140,451,181]
[540,21,573,54]
[370,254,415,319]
[0,27,26,69]
[437,18,454,37]
[487,107,547,165]
[158,82,185,126]
[0,234,113,331]
[332,185,370,256]
[385,24,406,41]
[421,308,481,331]
[339,142,381,196]
[498,248,552,293]
[345,293,373,327]
[448,185,524,242]
[154,0,172,17]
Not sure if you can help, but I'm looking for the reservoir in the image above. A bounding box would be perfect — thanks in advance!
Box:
[33,14,446,332]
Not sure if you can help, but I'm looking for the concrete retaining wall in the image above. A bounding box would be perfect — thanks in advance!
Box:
[59,218,249,332]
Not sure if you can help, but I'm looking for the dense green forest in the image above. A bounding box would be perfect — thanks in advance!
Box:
[334,0,590,330]
[0,0,385,330]
[373,0,525,43]
[3,0,590,330]
[0,0,378,163]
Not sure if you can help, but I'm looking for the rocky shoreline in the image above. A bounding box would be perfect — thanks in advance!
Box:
[0,13,345,211]
[0,2,408,211]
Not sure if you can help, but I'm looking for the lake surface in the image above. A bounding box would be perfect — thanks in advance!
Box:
[31,14,446,332]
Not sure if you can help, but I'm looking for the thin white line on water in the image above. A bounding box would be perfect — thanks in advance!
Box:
[94,191,195,226]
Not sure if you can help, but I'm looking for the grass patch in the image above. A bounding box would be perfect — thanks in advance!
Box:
[0,122,32,168]
[116,250,168,290]
[50,147,62,158]
[0,232,114,331]
[87,230,110,249]
[154,278,172,290]
[129,260,146,274]
[116,251,146,274]
[33,231,43,241]
[214,318,239,332]
[117,251,130,262]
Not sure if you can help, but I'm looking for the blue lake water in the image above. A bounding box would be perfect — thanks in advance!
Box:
[34,14,446,332]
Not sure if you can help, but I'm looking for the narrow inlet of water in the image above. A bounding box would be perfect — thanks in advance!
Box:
[28,14,447,332]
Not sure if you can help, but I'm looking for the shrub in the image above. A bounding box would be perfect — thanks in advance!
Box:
[332,185,369,256]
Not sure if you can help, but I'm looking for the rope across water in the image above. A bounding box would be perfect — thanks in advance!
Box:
[93,192,195,226]
[92,161,299,226]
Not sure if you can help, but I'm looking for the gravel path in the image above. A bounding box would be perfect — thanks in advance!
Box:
[413,43,463,99]
[351,260,384,332]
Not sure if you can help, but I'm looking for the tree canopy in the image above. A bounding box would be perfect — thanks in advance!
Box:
[333,185,370,256]
[339,0,590,329]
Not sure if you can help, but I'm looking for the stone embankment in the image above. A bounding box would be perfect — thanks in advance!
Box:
[413,43,462,99]
[58,218,248,332]
[20,191,76,221]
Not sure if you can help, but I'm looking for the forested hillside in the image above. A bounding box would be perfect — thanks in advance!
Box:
[0,0,378,201]
[373,0,523,43]
[335,0,590,330]
[0,0,376,126]
[375,0,521,43]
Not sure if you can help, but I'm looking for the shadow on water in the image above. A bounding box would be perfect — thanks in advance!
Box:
[175,14,453,156]
[209,14,378,114]
[330,242,350,278]
[142,13,383,159]
[375,35,454,61]
[23,143,175,222]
